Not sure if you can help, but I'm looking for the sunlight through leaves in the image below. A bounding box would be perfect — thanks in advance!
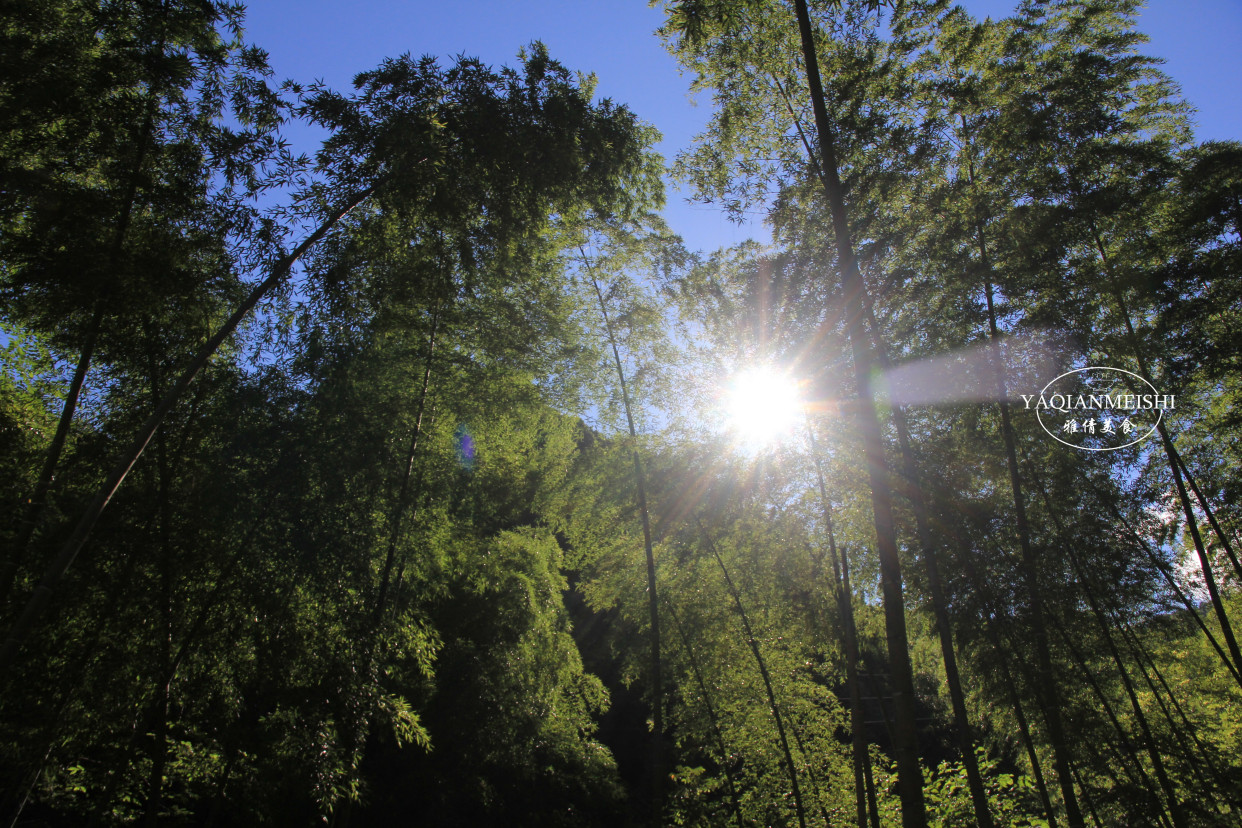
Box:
[723,367,802,452]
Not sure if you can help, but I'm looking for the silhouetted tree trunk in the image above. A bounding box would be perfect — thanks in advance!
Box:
[584,261,664,824]
[0,185,377,674]
[858,280,993,828]
[665,600,745,828]
[807,426,869,828]
[967,171,1084,827]
[1119,623,1241,813]
[1,92,159,609]
[1091,229,1242,680]
[1069,764,1105,828]
[373,304,440,631]
[954,536,1057,825]
[789,2,925,821]
[700,520,808,828]
[143,342,176,828]
[1107,501,1242,689]
[1050,615,1173,828]
[1170,448,1242,583]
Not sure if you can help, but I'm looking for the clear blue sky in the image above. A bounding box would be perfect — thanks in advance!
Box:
[240,1,1242,254]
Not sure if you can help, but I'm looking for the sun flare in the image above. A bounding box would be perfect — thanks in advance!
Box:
[724,368,802,450]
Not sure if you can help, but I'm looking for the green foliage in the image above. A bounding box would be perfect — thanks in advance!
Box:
[0,324,65,521]
[923,750,1049,828]
[2,1,1240,826]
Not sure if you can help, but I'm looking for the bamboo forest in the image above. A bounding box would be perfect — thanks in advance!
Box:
[2,0,1241,825]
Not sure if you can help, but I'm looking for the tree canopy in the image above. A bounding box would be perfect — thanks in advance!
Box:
[2,1,1239,826]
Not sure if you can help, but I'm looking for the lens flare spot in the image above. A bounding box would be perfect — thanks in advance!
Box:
[455,425,475,469]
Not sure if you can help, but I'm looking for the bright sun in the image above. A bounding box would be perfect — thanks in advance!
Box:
[724,367,802,450]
